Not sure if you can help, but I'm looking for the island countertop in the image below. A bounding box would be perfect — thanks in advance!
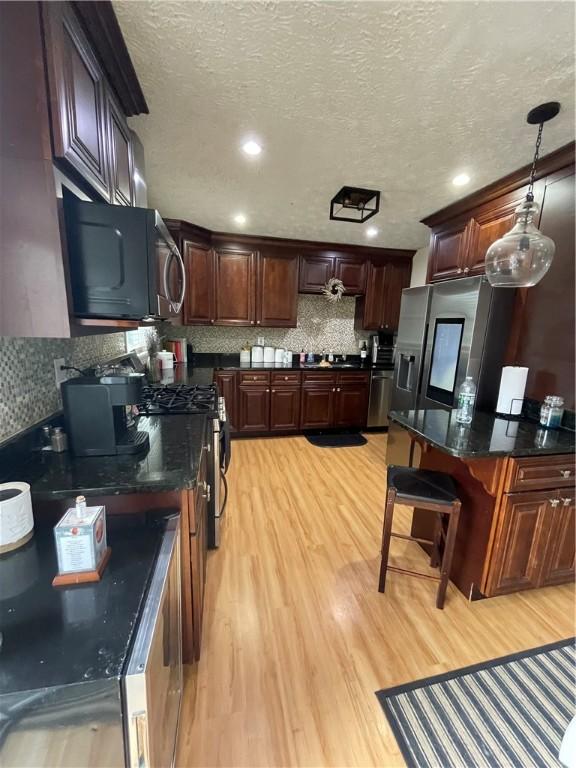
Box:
[389,409,575,459]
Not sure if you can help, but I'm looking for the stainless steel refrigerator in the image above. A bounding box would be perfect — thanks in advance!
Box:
[387,276,515,467]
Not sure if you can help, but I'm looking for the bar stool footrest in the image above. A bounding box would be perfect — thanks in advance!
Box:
[386,565,442,583]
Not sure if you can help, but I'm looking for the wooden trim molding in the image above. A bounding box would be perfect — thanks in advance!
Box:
[421,142,575,227]
[72,1,148,116]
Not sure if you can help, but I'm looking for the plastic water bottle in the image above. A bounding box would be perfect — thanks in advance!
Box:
[455,376,476,424]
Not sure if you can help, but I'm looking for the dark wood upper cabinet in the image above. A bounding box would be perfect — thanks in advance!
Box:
[335,256,367,295]
[213,247,257,326]
[299,254,335,293]
[258,250,298,327]
[427,221,468,282]
[106,90,134,205]
[355,261,411,331]
[42,2,110,200]
[184,242,213,325]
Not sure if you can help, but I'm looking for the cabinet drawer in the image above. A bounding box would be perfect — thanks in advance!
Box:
[238,371,270,385]
[508,454,576,492]
[302,371,337,386]
[337,371,370,384]
[271,371,301,386]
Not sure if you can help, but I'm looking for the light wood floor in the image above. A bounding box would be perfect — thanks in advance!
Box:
[176,434,575,768]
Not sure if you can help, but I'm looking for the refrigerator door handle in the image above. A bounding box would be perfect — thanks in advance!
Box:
[132,711,149,768]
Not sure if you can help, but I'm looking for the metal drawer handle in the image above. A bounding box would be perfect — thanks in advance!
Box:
[202,481,211,502]
[550,498,560,507]
[337,387,341,392]
[561,497,573,506]
[560,469,571,478]
[266,388,270,392]
[284,376,288,380]
[271,389,275,393]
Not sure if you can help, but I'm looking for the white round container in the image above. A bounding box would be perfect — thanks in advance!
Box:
[240,349,251,365]
[251,345,264,363]
[274,347,286,363]
[157,350,176,370]
[263,346,275,363]
[0,482,34,553]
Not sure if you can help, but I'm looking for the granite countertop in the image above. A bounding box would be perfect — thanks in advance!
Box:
[189,352,391,372]
[0,517,164,695]
[1,413,209,500]
[389,409,576,459]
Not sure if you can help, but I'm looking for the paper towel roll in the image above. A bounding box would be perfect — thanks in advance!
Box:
[496,367,529,416]
[0,482,34,553]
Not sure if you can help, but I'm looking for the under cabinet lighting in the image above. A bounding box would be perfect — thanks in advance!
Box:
[234,213,247,225]
[366,227,379,238]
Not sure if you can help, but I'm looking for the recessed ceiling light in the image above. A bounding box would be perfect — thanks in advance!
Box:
[234,213,247,225]
[452,173,471,187]
[366,226,379,238]
[241,140,262,156]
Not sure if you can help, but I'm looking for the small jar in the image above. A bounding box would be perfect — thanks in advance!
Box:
[539,395,564,429]
[51,426,68,453]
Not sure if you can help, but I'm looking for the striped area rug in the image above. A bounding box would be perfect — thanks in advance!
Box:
[376,638,575,768]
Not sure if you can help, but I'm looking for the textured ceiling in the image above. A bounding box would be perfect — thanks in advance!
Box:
[114,1,575,249]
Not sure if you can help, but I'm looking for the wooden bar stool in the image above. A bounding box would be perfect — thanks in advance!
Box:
[378,465,461,609]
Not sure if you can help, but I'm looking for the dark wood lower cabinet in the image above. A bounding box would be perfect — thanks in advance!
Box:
[541,494,575,587]
[333,381,369,428]
[300,385,335,429]
[237,385,270,432]
[270,387,300,432]
[487,488,575,596]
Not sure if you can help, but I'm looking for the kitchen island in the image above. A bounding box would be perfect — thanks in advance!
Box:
[388,409,575,600]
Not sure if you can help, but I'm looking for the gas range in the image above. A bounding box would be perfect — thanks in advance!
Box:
[138,383,219,416]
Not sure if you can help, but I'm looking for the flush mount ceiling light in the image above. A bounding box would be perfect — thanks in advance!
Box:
[330,186,380,223]
[233,213,247,225]
[452,173,470,187]
[485,101,560,288]
[366,226,379,238]
[241,139,262,156]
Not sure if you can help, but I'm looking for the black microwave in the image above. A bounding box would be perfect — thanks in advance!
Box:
[63,195,186,320]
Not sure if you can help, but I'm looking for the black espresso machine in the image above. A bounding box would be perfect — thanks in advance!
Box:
[62,373,150,456]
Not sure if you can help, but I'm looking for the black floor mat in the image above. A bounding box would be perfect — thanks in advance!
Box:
[305,433,367,448]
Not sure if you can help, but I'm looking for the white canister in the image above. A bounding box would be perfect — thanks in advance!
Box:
[251,345,264,364]
[275,347,286,364]
[263,346,275,363]
[157,350,176,370]
[0,482,34,553]
[240,349,251,365]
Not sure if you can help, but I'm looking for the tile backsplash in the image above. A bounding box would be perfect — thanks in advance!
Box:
[0,334,127,444]
[163,295,368,354]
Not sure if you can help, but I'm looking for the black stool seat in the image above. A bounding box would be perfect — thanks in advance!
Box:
[387,465,459,506]
[379,466,462,609]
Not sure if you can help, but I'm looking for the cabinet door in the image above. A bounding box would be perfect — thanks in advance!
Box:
[214,248,257,325]
[214,371,237,431]
[335,257,367,295]
[107,91,134,206]
[299,254,335,293]
[184,242,213,324]
[428,222,467,282]
[270,387,300,432]
[382,262,411,330]
[42,3,110,200]
[360,261,387,330]
[333,381,369,428]
[541,493,575,587]
[300,386,334,429]
[487,492,549,596]
[258,250,298,327]
[237,386,270,432]
[465,200,521,276]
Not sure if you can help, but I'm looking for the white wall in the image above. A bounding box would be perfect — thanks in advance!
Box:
[410,246,429,287]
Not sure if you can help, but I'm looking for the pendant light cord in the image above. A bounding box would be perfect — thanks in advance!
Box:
[527,122,544,202]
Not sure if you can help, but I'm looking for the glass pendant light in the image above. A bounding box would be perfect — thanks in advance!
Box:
[485,102,560,287]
